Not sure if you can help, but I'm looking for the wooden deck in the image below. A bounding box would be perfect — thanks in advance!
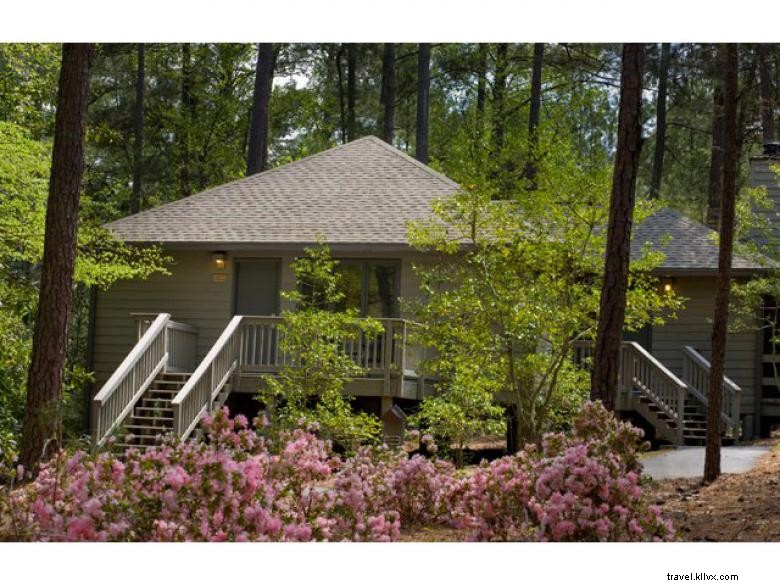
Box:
[233,316,430,400]
[92,313,741,449]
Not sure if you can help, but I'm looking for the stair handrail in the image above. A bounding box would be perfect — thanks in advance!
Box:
[92,313,171,450]
[171,315,244,440]
[622,341,688,436]
[681,345,741,433]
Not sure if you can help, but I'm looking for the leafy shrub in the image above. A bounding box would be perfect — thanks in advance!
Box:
[446,402,674,541]
[2,403,673,542]
[259,242,383,451]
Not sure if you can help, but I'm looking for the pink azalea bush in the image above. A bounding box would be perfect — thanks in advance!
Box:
[446,402,674,541]
[1,402,674,542]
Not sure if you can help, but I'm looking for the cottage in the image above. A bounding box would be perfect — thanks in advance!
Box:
[88,136,779,450]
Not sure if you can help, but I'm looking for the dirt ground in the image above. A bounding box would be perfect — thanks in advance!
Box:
[647,441,780,541]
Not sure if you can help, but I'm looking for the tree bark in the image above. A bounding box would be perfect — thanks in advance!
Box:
[704,44,739,484]
[590,44,646,410]
[524,43,544,188]
[650,43,671,200]
[246,43,274,175]
[335,46,347,144]
[179,43,193,197]
[706,82,725,230]
[758,43,776,143]
[476,44,488,131]
[380,43,396,145]
[347,44,357,142]
[490,43,509,163]
[20,43,93,473]
[416,43,431,164]
[130,43,145,214]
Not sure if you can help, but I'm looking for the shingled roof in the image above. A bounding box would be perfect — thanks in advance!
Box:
[106,136,459,248]
[632,208,766,274]
[107,136,766,274]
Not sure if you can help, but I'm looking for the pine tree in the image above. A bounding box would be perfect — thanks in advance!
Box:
[590,44,646,409]
[247,43,274,175]
[21,43,93,472]
[704,44,739,484]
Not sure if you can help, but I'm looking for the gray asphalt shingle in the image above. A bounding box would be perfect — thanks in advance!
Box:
[107,136,764,273]
[107,136,459,246]
[631,207,764,272]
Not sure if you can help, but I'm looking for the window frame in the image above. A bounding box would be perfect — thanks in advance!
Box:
[337,258,401,318]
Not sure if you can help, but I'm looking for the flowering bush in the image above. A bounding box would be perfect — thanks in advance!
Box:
[447,402,674,541]
[2,402,673,542]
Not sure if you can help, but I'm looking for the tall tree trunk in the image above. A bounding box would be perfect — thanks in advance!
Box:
[490,43,509,163]
[706,83,725,230]
[380,43,396,144]
[650,43,671,200]
[758,43,776,143]
[246,43,274,175]
[590,44,646,410]
[179,43,193,198]
[347,44,357,141]
[416,43,431,164]
[476,44,488,131]
[130,43,145,214]
[20,43,93,473]
[335,46,347,144]
[704,44,739,484]
[524,43,544,188]
[736,50,758,164]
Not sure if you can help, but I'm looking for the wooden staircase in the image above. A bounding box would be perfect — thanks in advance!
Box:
[574,340,741,446]
[111,372,189,451]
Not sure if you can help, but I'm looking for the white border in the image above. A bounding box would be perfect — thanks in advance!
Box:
[1,542,776,584]
[2,0,780,42]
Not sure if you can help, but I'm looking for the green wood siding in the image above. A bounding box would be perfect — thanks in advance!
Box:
[651,277,758,417]
[92,251,233,389]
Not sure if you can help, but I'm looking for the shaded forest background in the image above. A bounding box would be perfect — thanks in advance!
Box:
[1,42,778,450]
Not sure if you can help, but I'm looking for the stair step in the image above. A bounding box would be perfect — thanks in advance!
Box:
[129,415,174,425]
[135,406,174,415]
[124,424,169,433]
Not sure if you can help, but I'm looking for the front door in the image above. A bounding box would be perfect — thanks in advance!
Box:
[233,259,280,315]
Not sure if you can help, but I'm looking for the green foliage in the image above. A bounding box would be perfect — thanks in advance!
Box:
[408,135,683,446]
[0,44,60,138]
[259,243,382,451]
[410,360,504,467]
[0,121,170,461]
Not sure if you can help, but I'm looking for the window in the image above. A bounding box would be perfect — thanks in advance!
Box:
[336,260,399,318]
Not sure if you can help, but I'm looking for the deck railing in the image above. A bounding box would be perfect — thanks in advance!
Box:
[171,316,410,440]
[681,345,741,435]
[92,313,198,450]
[171,315,244,439]
[572,340,741,442]
[165,320,198,372]
[622,341,687,428]
[572,339,687,441]
[239,316,408,375]
[92,313,170,450]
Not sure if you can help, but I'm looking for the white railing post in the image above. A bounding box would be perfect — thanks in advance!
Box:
[171,315,244,440]
[92,313,172,450]
[383,321,393,394]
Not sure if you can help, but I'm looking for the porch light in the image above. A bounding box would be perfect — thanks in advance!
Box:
[212,252,226,270]
[661,277,675,294]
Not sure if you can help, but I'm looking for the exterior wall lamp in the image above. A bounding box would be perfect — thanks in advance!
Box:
[212,252,227,271]
[660,277,675,294]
